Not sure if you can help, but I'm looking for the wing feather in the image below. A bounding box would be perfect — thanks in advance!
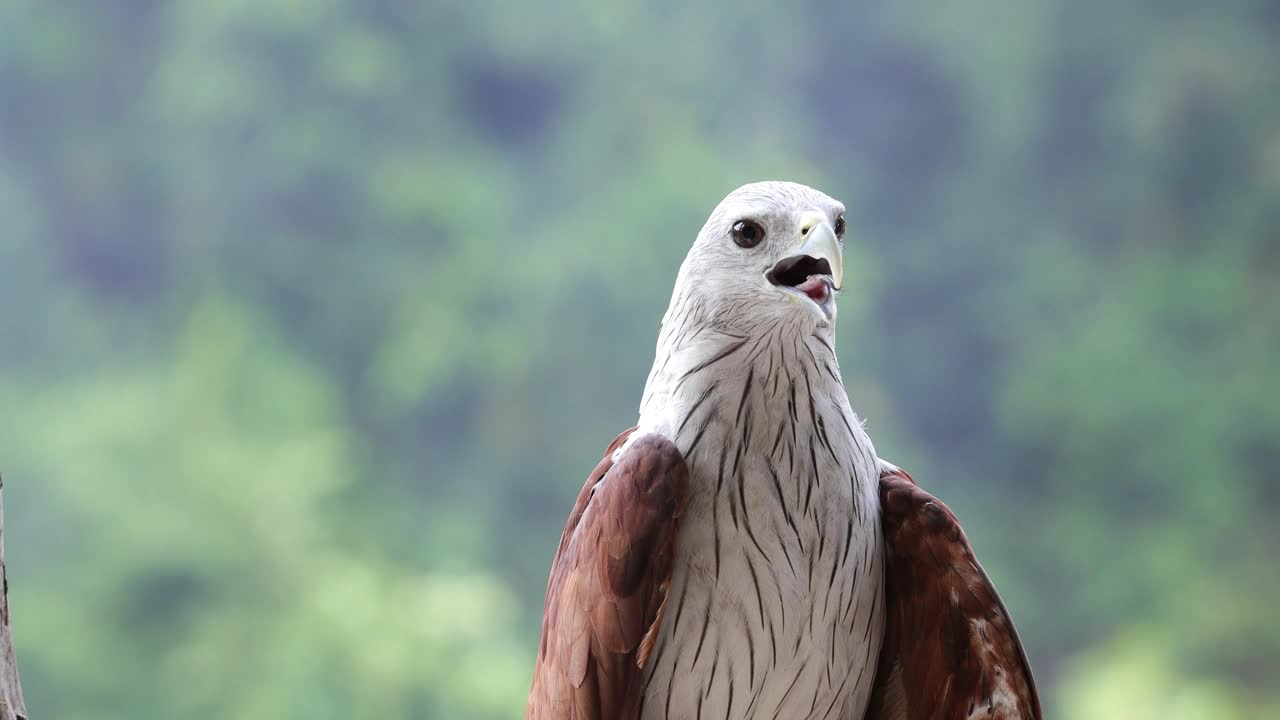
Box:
[865,464,1042,720]
[526,430,689,720]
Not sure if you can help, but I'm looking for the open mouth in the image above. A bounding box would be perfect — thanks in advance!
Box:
[766,255,837,317]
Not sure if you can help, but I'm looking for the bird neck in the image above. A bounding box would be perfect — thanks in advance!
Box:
[635,314,846,455]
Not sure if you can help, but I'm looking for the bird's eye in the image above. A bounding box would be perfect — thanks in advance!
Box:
[731,219,765,248]
[834,214,846,239]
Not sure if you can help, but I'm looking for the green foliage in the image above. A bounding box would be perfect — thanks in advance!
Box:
[0,0,1276,717]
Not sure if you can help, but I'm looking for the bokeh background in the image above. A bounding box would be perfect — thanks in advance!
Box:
[2,1,1278,718]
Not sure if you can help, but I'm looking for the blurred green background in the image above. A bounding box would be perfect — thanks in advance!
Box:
[1,1,1278,718]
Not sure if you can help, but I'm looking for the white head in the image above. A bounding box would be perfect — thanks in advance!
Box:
[666,181,847,336]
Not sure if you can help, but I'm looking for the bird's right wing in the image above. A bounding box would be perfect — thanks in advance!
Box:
[864,463,1042,720]
[525,430,690,720]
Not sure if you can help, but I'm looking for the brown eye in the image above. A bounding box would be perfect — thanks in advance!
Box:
[834,214,846,239]
[731,219,765,248]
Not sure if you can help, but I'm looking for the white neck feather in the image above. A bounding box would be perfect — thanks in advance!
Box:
[633,292,856,462]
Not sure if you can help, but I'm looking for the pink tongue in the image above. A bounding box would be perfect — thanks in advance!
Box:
[796,276,828,302]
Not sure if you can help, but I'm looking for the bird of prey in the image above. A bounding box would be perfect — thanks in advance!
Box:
[526,182,1041,719]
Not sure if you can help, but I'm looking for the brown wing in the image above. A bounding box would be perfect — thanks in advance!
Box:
[865,464,1042,720]
[525,429,689,720]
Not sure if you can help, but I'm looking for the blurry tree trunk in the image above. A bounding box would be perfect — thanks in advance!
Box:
[0,476,26,720]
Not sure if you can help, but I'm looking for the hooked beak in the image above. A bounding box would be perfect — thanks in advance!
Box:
[765,214,843,322]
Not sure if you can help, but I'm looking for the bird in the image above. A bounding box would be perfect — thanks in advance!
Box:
[526,181,1041,719]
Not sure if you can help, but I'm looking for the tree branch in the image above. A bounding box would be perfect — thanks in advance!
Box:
[0,474,27,720]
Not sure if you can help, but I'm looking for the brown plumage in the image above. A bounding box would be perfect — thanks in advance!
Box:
[527,445,1041,719]
[865,466,1042,720]
[527,430,688,719]
[527,437,1040,719]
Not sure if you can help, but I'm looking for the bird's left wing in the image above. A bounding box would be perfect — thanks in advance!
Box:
[864,463,1042,720]
[526,430,690,720]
